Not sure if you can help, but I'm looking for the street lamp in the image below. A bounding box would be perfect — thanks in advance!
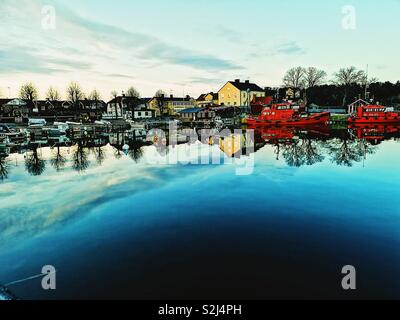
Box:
[247,88,251,113]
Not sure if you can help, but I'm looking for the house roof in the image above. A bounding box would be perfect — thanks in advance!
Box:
[197,94,207,101]
[178,107,202,114]
[164,96,193,102]
[80,99,106,107]
[0,98,12,106]
[107,96,142,105]
[197,92,218,101]
[225,80,264,92]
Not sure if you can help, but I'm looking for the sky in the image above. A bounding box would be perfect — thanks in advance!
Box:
[0,0,399,101]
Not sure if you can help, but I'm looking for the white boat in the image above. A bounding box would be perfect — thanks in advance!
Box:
[0,135,10,148]
[127,120,146,129]
[53,122,69,133]
[95,120,111,126]
[28,118,47,127]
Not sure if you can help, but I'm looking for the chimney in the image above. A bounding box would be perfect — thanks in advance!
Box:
[170,94,174,99]
[235,79,240,83]
[245,80,250,84]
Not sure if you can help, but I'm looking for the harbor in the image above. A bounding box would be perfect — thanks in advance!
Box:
[1,0,400,303]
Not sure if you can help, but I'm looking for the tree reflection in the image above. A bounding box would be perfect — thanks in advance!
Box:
[93,146,105,165]
[128,147,144,163]
[281,141,306,167]
[326,139,363,167]
[0,156,9,181]
[72,142,90,172]
[301,139,325,165]
[114,148,123,160]
[25,147,46,176]
[51,146,67,171]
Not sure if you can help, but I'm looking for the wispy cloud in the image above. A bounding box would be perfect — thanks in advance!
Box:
[0,0,242,75]
[267,41,306,56]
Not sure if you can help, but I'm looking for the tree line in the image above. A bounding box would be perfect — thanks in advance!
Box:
[0,82,167,106]
[280,66,400,107]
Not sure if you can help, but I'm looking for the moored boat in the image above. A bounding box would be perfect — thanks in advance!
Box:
[348,104,400,124]
[246,102,330,127]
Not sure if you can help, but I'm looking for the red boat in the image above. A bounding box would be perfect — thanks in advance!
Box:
[246,102,330,127]
[348,104,400,124]
[349,124,400,143]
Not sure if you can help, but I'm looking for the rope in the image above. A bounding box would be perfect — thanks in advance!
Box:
[4,271,56,287]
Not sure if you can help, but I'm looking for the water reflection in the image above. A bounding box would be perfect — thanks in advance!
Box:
[1,124,400,180]
[1,124,400,300]
[25,147,46,176]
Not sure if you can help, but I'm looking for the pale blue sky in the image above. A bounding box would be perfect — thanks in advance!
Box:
[0,0,399,100]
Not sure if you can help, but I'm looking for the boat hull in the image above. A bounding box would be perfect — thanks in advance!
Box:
[247,112,330,127]
[348,118,400,124]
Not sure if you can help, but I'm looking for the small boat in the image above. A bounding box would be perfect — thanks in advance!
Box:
[348,104,400,124]
[0,135,10,148]
[0,124,28,144]
[246,102,330,127]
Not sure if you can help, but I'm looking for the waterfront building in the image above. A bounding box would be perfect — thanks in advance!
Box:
[218,79,265,107]
[0,98,30,122]
[178,107,202,121]
[148,95,195,116]
[196,92,219,108]
[103,96,151,120]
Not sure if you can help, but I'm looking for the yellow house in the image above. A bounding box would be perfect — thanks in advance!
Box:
[148,95,195,116]
[196,92,219,107]
[218,79,265,107]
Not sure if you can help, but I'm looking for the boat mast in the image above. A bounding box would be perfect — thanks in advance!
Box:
[364,64,369,100]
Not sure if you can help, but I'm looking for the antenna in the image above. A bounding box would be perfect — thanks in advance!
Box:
[364,64,369,99]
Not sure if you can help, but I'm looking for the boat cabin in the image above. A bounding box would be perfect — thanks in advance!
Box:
[260,103,304,120]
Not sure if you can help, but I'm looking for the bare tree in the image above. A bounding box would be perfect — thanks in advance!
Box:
[67,82,85,106]
[19,82,38,102]
[155,89,166,98]
[333,66,366,106]
[155,89,166,115]
[46,87,61,101]
[283,67,306,89]
[126,86,140,98]
[111,90,118,99]
[304,67,327,88]
[89,89,101,101]
[303,67,327,105]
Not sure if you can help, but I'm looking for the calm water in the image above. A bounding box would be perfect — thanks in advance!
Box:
[0,126,400,299]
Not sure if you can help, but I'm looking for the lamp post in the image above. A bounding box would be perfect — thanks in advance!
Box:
[247,88,251,113]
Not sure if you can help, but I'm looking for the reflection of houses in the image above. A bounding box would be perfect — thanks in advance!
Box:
[196,92,219,108]
[219,133,253,158]
[218,79,265,107]
[103,96,154,120]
